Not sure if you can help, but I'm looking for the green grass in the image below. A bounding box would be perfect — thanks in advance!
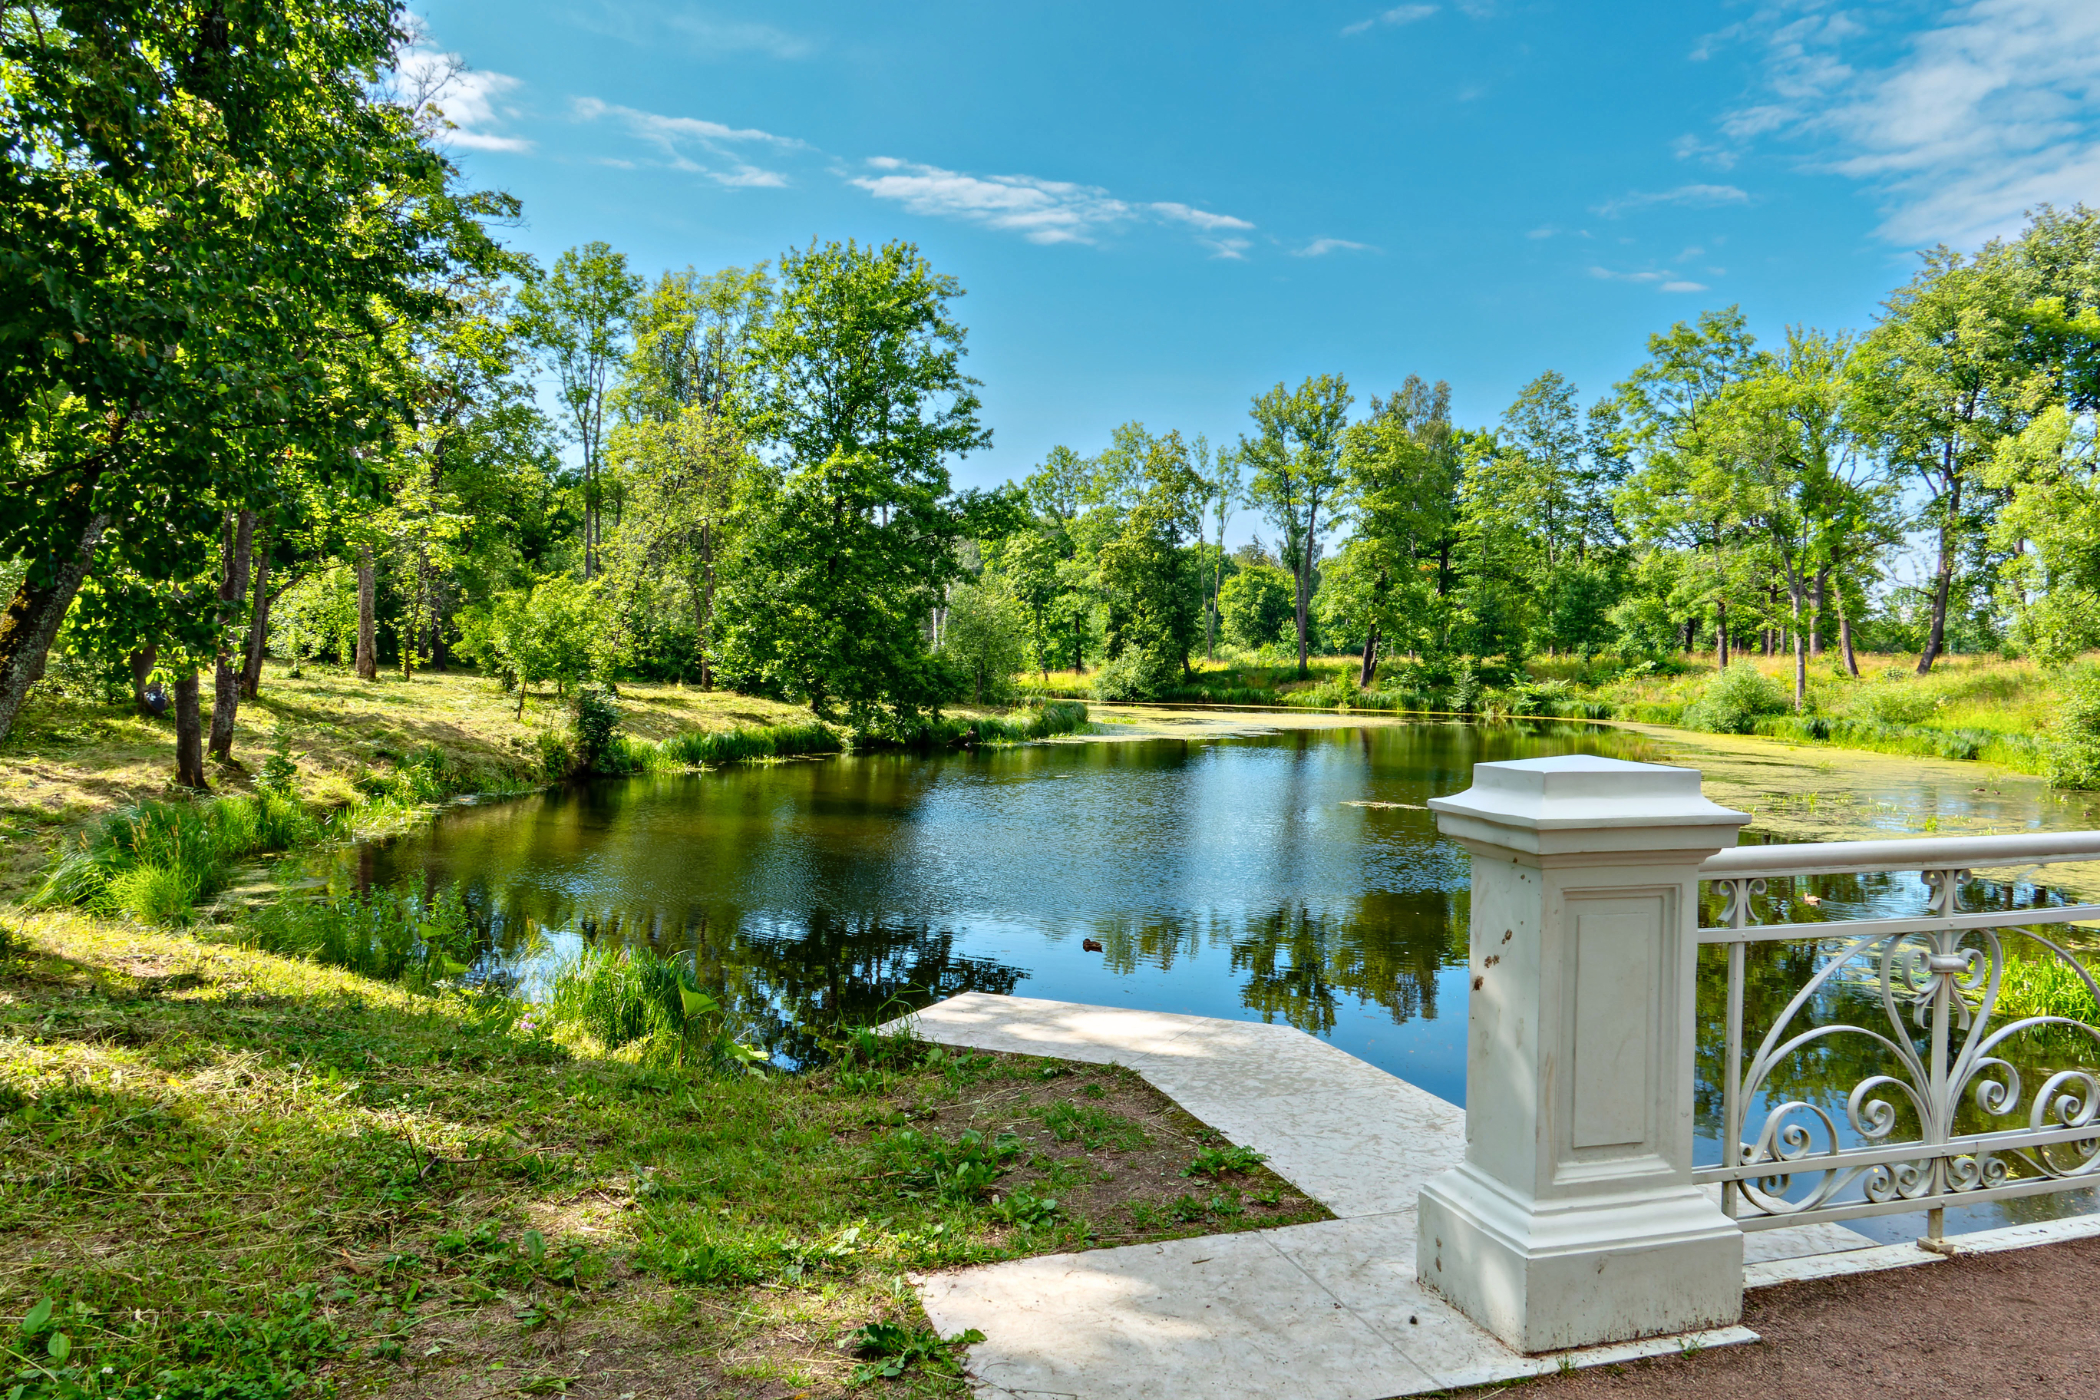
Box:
[0,909,1320,1400]
[32,792,317,923]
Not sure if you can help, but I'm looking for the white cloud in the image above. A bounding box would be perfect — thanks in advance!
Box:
[572,6,813,60]
[1150,202,1256,232]
[1590,266,1709,293]
[573,97,800,187]
[1712,0,2100,247]
[661,15,813,59]
[1670,133,1738,170]
[1342,4,1436,37]
[1294,237,1376,256]
[396,46,532,153]
[850,158,1255,249]
[1592,183,1751,217]
[852,159,1134,244]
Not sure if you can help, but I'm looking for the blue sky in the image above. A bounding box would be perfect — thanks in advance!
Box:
[413,0,2100,537]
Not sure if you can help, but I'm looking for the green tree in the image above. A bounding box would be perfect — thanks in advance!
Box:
[720,240,990,727]
[1096,430,1206,690]
[516,242,642,580]
[1241,374,1353,676]
[1219,566,1295,650]
[1850,249,2045,672]
[0,0,509,746]
[940,574,1028,702]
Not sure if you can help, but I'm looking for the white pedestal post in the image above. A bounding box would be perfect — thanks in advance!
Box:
[1418,756,1749,1353]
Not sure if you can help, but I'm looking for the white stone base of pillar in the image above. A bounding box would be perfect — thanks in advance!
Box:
[1418,1162,1744,1353]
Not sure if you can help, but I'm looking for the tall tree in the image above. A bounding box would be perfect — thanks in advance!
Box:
[0,0,511,748]
[1851,248,2044,672]
[720,240,989,726]
[1241,374,1353,677]
[516,242,640,579]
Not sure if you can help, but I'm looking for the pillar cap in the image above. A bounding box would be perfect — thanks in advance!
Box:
[1428,756,1749,857]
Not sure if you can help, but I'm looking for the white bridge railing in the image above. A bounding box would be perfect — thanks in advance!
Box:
[1417,758,2100,1355]
[1697,831,2100,1238]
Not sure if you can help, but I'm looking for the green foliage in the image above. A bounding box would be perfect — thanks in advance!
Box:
[35,794,316,923]
[2047,664,2100,789]
[241,889,478,992]
[655,721,844,765]
[874,1127,1023,1203]
[569,685,622,775]
[1184,1145,1268,1178]
[1984,949,2099,1023]
[720,239,988,727]
[941,575,1030,704]
[1683,663,1788,734]
[1219,566,1295,649]
[545,945,767,1072]
[846,1321,985,1386]
[459,576,607,714]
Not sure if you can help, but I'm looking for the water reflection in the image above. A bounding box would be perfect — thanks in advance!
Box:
[343,721,1650,1092]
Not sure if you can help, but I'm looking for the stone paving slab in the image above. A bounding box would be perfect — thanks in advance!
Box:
[891,994,1756,1397]
[890,990,2090,1398]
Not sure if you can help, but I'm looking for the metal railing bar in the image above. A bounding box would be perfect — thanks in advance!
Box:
[1697,905,2100,945]
[1693,1122,2100,1183]
[1731,1172,2100,1231]
[1700,831,2100,881]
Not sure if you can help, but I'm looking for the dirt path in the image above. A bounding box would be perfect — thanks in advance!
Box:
[1458,1237,2100,1399]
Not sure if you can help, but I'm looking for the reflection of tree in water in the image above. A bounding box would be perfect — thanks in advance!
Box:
[1229,891,1462,1036]
[714,910,1022,1066]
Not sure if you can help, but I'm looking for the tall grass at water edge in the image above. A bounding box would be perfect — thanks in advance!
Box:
[34,793,317,923]
[607,701,1090,774]
[238,886,480,992]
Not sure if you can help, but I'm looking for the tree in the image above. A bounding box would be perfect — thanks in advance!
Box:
[1219,566,1294,650]
[720,240,990,728]
[1096,430,1206,688]
[1986,406,2100,664]
[0,0,508,744]
[459,576,604,717]
[1611,308,1768,668]
[516,242,641,580]
[1241,374,1353,676]
[940,575,1028,703]
[1202,439,1242,660]
[1851,249,2044,673]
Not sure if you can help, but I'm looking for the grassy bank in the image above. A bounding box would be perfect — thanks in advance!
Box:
[1,664,1090,902]
[0,912,1320,1400]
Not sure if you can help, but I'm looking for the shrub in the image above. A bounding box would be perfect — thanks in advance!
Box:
[1847,683,1939,727]
[2047,664,2100,789]
[1683,663,1788,734]
[1091,645,1177,702]
[571,684,622,774]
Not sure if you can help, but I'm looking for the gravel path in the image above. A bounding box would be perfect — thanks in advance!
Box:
[1459,1236,2100,1399]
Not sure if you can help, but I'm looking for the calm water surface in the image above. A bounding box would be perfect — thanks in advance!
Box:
[353,718,2100,1243]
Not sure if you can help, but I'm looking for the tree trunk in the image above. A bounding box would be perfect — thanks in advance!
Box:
[208,510,254,761]
[0,510,111,742]
[1715,599,1730,671]
[240,546,270,699]
[1840,594,1861,677]
[130,646,159,716]
[1359,627,1379,690]
[1789,587,1806,713]
[1918,466,1960,674]
[356,545,378,680]
[174,669,207,789]
[1810,570,1828,657]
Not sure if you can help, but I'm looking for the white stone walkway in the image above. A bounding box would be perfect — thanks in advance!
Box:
[892,992,2100,1397]
[889,994,1775,1398]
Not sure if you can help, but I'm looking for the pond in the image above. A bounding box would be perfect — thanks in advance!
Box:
[348,716,2100,1243]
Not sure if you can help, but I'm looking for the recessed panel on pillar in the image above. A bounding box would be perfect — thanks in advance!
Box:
[1569,896,1664,1155]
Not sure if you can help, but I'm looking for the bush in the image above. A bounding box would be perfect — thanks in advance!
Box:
[1218,566,1296,650]
[571,684,622,775]
[1682,663,1788,734]
[1091,645,1178,702]
[2047,664,2100,789]
[1847,683,1939,727]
